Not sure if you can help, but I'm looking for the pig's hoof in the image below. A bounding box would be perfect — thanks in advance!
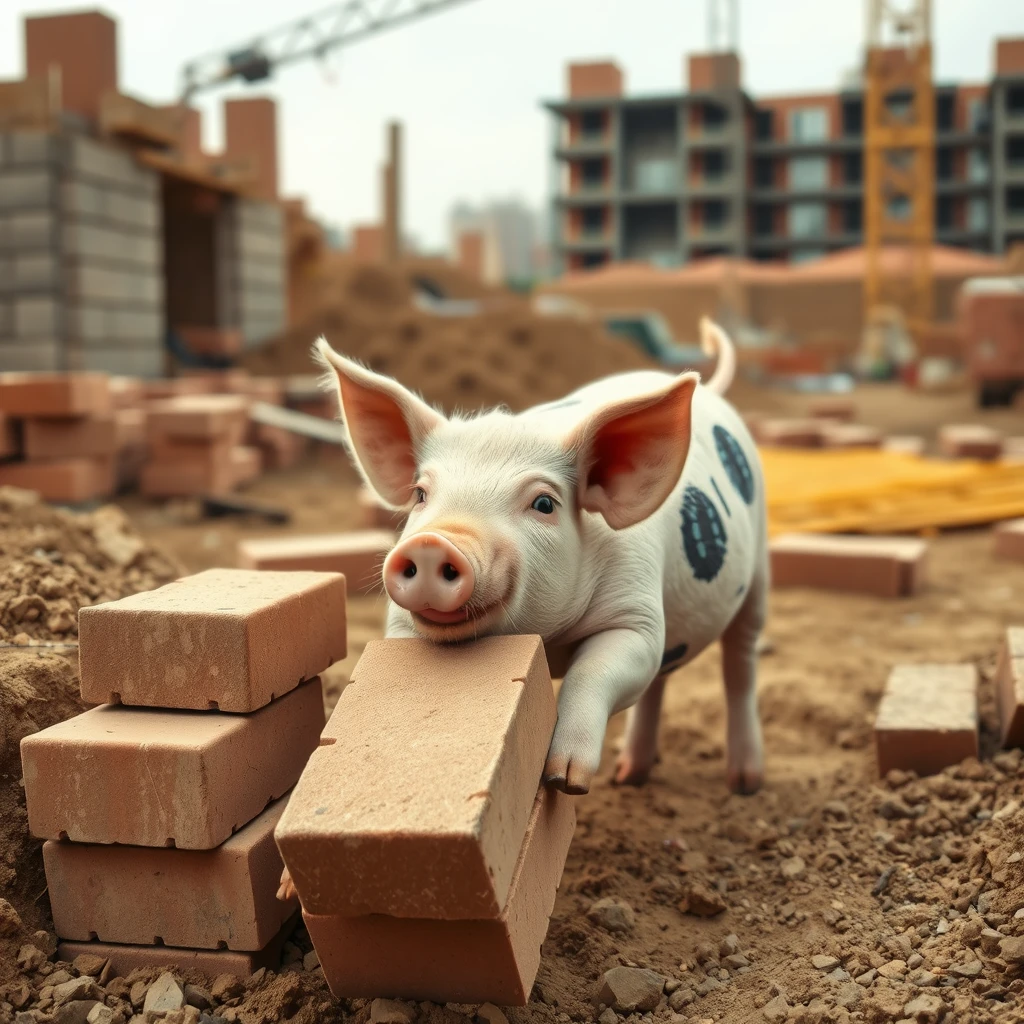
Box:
[543,755,593,795]
[612,753,655,787]
[277,867,297,902]
[727,766,764,796]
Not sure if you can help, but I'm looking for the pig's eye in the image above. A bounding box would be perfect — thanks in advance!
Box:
[414,487,427,505]
[531,495,556,515]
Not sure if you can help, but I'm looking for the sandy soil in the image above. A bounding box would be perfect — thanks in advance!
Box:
[2,380,1023,1024]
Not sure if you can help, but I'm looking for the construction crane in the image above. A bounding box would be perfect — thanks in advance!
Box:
[179,0,481,103]
[861,0,936,375]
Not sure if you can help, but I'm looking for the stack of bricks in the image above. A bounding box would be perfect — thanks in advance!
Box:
[770,533,929,598]
[275,635,575,1004]
[20,568,347,978]
[752,418,823,449]
[141,394,258,498]
[938,424,1005,461]
[0,371,117,502]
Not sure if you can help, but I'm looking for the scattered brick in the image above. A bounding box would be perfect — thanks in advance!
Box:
[56,914,297,980]
[0,458,108,503]
[820,423,883,449]
[139,454,235,498]
[755,418,823,448]
[996,627,1024,748]
[237,530,395,595]
[146,395,249,443]
[995,519,1024,563]
[276,635,557,919]
[874,664,978,777]
[304,784,575,1005]
[79,568,346,713]
[23,416,118,460]
[938,424,1004,461]
[22,677,323,848]
[770,533,928,598]
[0,373,112,417]
[882,435,926,456]
[44,797,295,949]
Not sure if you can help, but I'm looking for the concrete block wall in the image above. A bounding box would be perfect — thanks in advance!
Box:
[225,198,286,348]
[0,130,164,376]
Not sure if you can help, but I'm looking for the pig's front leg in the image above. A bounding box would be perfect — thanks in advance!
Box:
[544,627,662,795]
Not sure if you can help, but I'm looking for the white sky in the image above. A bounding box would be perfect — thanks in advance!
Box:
[1,0,1021,250]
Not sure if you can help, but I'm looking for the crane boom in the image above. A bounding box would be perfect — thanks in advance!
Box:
[180,0,480,102]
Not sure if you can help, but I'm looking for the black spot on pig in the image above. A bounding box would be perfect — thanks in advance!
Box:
[713,425,754,505]
[681,486,727,582]
[660,642,689,673]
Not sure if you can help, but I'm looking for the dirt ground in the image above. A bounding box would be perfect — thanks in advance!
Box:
[2,380,1024,1024]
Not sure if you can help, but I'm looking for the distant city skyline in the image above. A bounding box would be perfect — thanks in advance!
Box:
[1,0,1021,249]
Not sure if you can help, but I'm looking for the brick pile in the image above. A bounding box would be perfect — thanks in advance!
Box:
[276,635,576,1004]
[20,567,347,977]
[0,372,120,502]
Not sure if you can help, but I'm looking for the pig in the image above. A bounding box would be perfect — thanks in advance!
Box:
[277,318,766,901]
[314,317,766,797]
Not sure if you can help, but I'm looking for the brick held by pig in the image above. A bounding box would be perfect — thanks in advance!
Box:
[314,317,768,798]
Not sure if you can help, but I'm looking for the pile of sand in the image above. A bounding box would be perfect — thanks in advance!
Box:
[242,263,654,413]
[0,487,181,643]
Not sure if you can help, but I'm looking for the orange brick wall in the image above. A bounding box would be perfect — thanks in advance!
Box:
[25,11,117,120]
[224,98,279,201]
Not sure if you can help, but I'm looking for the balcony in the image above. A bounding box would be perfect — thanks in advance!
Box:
[1005,163,1024,186]
[562,231,612,252]
[748,183,862,202]
[686,173,736,197]
[555,134,614,159]
[750,136,861,155]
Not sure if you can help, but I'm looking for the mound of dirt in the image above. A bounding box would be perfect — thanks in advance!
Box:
[0,487,182,643]
[241,262,653,413]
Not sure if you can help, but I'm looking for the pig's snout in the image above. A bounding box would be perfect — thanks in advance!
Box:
[384,532,475,616]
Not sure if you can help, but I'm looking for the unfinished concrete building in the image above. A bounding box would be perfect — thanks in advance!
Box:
[0,10,287,375]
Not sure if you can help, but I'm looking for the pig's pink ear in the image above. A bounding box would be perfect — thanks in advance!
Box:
[567,373,699,530]
[315,337,445,508]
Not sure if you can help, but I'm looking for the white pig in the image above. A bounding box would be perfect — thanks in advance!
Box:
[317,318,766,797]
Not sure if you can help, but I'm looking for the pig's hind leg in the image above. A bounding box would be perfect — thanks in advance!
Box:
[612,674,668,786]
[720,561,767,795]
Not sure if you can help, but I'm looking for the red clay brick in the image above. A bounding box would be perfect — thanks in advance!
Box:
[874,664,979,777]
[56,915,296,980]
[139,454,236,498]
[109,376,144,410]
[237,531,395,595]
[820,423,883,450]
[79,568,346,713]
[0,458,106,503]
[24,416,118,460]
[305,785,576,1005]
[230,445,261,487]
[276,635,557,919]
[938,424,1004,461]
[756,418,823,448]
[995,519,1024,563]
[147,395,249,443]
[0,373,112,418]
[44,798,295,950]
[22,678,324,848]
[770,533,928,598]
[996,627,1024,748]
[256,424,306,470]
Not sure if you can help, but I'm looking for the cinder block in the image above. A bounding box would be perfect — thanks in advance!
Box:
[0,341,62,372]
[820,423,883,449]
[8,132,62,166]
[0,169,54,210]
[0,458,106,502]
[808,397,855,422]
[306,785,576,1005]
[13,296,59,338]
[68,135,155,194]
[0,210,55,249]
[237,531,394,595]
[874,664,978,777]
[995,519,1024,562]
[0,372,111,416]
[11,253,58,291]
[938,424,1004,461]
[770,533,928,598]
[64,223,160,268]
[44,797,296,950]
[276,635,557,919]
[79,568,347,713]
[22,676,324,847]
[755,418,823,448]
[882,435,926,456]
[80,346,163,379]
[996,627,1024,748]
[24,415,117,459]
[67,265,160,307]
[147,395,249,443]
[56,917,295,980]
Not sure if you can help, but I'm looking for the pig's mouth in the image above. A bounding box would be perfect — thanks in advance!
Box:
[412,593,510,638]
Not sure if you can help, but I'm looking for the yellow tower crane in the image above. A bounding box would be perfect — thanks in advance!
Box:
[861,0,936,376]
